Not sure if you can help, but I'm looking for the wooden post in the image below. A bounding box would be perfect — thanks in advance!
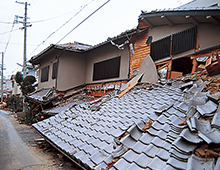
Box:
[192,58,198,73]
[166,60,172,79]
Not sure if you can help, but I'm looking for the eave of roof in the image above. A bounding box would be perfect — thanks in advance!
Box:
[139,6,220,18]
[139,6,220,27]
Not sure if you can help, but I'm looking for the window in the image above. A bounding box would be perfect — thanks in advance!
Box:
[52,62,58,79]
[150,36,171,61]
[93,56,121,81]
[172,26,197,55]
[41,66,49,82]
[150,26,197,61]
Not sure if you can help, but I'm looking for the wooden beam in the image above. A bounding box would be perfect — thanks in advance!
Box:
[186,16,199,25]
[157,63,168,72]
[143,18,153,28]
[207,16,220,25]
[192,58,198,73]
[162,16,174,26]
[118,81,138,98]
[166,60,172,79]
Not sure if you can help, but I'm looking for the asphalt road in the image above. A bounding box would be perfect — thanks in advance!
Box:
[0,110,81,170]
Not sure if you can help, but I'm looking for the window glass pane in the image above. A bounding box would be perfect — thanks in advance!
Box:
[52,62,58,79]
[93,56,121,81]
[41,66,49,82]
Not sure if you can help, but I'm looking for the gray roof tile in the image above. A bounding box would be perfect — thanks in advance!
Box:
[186,154,215,170]
[139,132,154,145]
[122,150,139,163]
[147,157,166,170]
[212,110,220,128]
[167,157,187,170]
[134,153,152,168]
[143,144,160,158]
[197,100,217,116]
[112,145,128,158]
[172,137,197,154]
[131,141,147,154]
[127,125,143,140]
[32,74,220,170]
[163,164,179,170]
[90,150,108,165]
[120,134,137,148]
[169,149,190,162]
[126,163,146,170]
[113,158,130,170]
[155,148,170,161]
[94,161,107,170]
[198,128,220,144]
[180,128,203,144]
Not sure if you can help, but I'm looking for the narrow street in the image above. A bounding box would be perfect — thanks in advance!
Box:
[0,110,81,170]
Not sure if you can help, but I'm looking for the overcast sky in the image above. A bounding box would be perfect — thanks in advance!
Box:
[0,0,191,78]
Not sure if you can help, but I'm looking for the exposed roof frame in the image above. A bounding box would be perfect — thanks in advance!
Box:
[185,15,199,25]
[142,18,153,27]
[206,16,220,25]
[161,16,174,26]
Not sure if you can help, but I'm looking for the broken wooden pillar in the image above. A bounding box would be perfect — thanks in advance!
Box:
[192,58,198,73]
[166,60,172,79]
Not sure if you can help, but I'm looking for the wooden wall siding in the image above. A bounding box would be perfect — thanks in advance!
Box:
[129,31,150,78]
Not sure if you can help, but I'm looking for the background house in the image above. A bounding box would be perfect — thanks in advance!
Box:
[30,29,148,96]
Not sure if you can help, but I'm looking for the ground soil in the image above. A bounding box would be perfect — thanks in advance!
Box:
[0,110,82,170]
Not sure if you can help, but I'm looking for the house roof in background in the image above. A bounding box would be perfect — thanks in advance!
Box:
[179,0,220,8]
[33,70,220,170]
[30,28,144,64]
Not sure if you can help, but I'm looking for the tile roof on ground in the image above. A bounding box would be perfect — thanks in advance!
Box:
[27,88,58,104]
[33,71,220,170]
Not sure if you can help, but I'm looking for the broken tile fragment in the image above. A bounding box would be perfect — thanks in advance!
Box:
[211,110,220,129]
[198,128,220,144]
[172,137,197,154]
[186,154,215,170]
[180,128,203,144]
[197,100,217,116]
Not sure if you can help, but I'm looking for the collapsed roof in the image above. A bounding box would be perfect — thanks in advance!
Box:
[33,70,220,170]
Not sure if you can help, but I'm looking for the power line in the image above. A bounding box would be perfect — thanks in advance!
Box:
[28,0,95,58]
[3,17,16,54]
[0,42,36,46]
[30,7,82,23]
[56,0,111,44]
[0,28,19,36]
[0,21,14,24]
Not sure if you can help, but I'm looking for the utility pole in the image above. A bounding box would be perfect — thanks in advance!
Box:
[1,52,3,103]
[16,1,31,112]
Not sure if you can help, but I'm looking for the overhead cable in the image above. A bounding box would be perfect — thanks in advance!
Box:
[56,0,111,44]
[0,28,19,36]
[0,21,14,24]
[4,17,16,54]
[28,0,95,58]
